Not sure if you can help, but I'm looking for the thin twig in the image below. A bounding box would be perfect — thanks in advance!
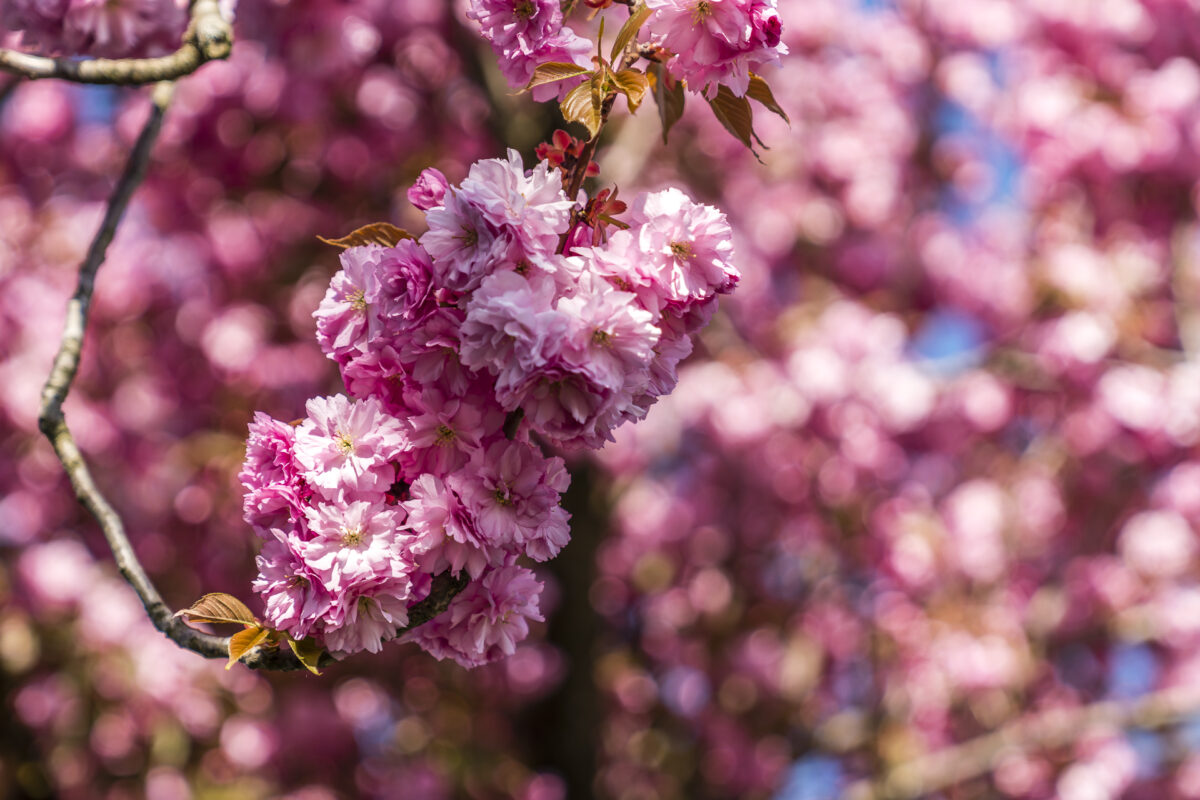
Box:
[37,81,229,660]
[35,79,470,671]
[0,0,231,84]
[563,42,647,201]
[565,96,615,201]
[843,684,1200,800]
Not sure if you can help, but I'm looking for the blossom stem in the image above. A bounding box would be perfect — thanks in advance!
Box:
[565,94,618,201]
[0,0,232,84]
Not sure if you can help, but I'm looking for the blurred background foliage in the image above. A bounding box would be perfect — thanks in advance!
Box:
[7,0,1200,799]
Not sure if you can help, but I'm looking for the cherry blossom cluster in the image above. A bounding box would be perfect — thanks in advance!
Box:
[239,149,738,664]
[466,0,591,99]
[467,0,786,98]
[644,0,787,96]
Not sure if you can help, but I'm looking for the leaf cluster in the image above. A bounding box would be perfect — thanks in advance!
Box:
[175,593,324,675]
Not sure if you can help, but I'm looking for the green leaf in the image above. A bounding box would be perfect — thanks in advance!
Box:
[708,84,762,159]
[520,62,593,94]
[648,63,685,144]
[227,625,272,670]
[286,635,325,676]
[561,78,603,138]
[610,2,652,63]
[746,73,789,124]
[612,69,650,114]
[175,593,258,627]
[317,222,413,249]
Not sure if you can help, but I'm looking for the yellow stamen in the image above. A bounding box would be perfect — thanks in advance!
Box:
[434,424,457,446]
[670,240,695,260]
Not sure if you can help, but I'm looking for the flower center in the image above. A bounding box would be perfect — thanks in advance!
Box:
[513,0,535,20]
[670,240,694,260]
[434,424,457,446]
[342,526,365,547]
[348,288,367,312]
[493,486,514,507]
[592,329,612,347]
[458,225,478,247]
[287,575,309,589]
[693,1,713,22]
[335,429,355,455]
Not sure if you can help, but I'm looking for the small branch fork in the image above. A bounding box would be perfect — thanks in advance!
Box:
[0,0,231,84]
[844,684,1200,800]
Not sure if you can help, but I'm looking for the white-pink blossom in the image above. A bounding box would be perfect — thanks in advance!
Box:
[629,187,739,309]
[459,271,569,387]
[448,440,571,560]
[645,0,786,97]
[293,395,410,501]
[403,473,499,579]
[301,500,412,589]
[404,564,545,667]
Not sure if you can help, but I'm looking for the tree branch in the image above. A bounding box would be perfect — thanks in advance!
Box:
[36,81,232,661]
[843,684,1200,800]
[0,0,231,84]
[35,76,470,674]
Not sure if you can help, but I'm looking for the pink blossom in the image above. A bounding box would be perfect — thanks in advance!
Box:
[555,273,661,393]
[321,583,412,655]
[239,411,301,491]
[466,0,565,54]
[420,188,510,293]
[314,246,383,365]
[466,0,591,98]
[402,388,501,477]
[2,0,187,58]
[407,167,450,211]
[459,271,569,387]
[636,312,695,408]
[448,440,571,560]
[749,1,781,48]
[504,361,621,448]
[645,0,786,97]
[404,564,545,667]
[339,344,415,415]
[293,395,410,501]
[300,500,412,590]
[371,240,436,331]
[569,229,670,315]
[253,531,333,641]
[629,187,739,309]
[457,150,575,260]
[394,307,475,398]
[403,473,498,579]
[63,0,183,58]
[240,412,310,530]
